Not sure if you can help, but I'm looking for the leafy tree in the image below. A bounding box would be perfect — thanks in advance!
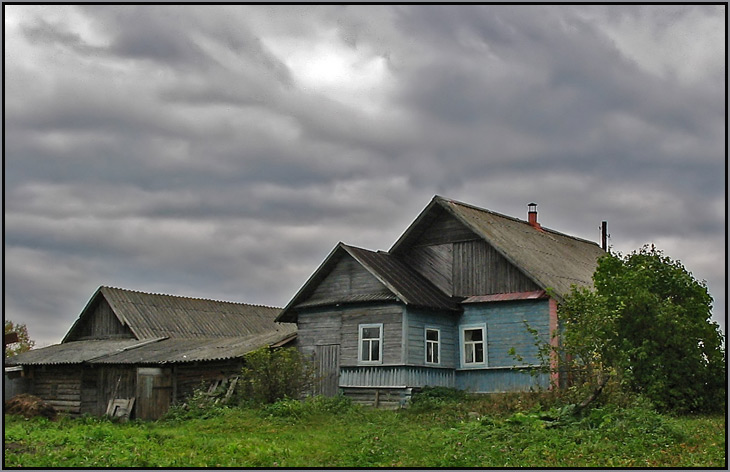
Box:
[237,347,315,405]
[558,245,725,413]
[4,320,35,357]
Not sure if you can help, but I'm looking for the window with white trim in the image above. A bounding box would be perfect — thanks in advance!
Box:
[462,326,486,366]
[425,328,440,364]
[358,323,383,364]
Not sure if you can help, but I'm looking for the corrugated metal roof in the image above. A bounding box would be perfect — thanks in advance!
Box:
[462,290,548,304]
[90,329,297,364]
[4,339,159,366]
[64,287,286,341]
[6,329,297,366]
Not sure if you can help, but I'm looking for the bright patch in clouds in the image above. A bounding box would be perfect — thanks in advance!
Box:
[263,29,391,114]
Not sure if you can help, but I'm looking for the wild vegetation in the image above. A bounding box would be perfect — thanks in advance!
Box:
[4,389,725,468]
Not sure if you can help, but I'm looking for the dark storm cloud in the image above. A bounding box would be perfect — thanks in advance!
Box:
[4,5,725,345]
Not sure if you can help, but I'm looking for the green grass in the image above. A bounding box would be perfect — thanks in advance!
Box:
[4,395,726,468]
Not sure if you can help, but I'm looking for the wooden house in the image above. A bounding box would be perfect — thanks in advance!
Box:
[276,196,606,406]
[5,286,296,419]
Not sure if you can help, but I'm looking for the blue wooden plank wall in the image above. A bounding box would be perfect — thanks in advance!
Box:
[404,308,458,367]
[460,299,550,368]
[455,368,550,392]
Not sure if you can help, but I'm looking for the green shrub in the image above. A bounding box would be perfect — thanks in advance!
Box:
[236,347,315,405]
[261,394,356,419]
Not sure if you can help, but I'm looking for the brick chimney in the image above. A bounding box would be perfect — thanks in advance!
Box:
[527,203,541,229]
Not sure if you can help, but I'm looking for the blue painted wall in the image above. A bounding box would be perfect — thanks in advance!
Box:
[404,308,458,368]
[459,299,550,368]
[455,368,550,392]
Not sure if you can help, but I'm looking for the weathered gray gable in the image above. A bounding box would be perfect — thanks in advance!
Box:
[391,196,605,300]
[302,252,395,307]
[64,296,135,342]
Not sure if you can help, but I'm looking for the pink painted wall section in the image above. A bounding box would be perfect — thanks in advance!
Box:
[549,298,560,389]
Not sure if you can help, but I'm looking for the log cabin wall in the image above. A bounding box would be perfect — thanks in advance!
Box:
[30,366,83,415]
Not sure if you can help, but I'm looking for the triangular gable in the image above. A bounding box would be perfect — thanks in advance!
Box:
[276,243,459,323]
[276,243,397,323]
[62,288,136,343]
[390,196,606,300]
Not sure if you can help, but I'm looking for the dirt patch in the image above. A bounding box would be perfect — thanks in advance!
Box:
[5,394,57,420]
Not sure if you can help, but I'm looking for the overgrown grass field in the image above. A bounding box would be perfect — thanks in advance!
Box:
[4,393,725,468]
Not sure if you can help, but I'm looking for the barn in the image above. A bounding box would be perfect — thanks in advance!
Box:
[5,286,296,419]
[276,196,607,407]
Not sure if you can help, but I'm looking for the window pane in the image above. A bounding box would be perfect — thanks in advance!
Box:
[362,340,369,361]
[475,343,484,363]
[433,347,439,363]
[465,329,483,342]
[371,340,380,361]
[465,343,474,363]
[426,329,439,341]
[363,327,380,339]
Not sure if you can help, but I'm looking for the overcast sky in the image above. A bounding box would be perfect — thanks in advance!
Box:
[4,4,726,347]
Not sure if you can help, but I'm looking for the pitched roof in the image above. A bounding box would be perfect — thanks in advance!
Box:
[5,329,297,366]
[391,196,606,299]
[276,243,460,322]
[63,286,287,342]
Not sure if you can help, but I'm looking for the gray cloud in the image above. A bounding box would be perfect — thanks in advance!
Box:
[4,5,725,346]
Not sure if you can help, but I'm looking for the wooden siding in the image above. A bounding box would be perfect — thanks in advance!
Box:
[405,308,457,368]
[305,255,392,304]
[340,387,413,409]
[297,308,343,358]
[404,244,453,295]
[410,208,480,246]
[80,366,137,416]
[459,299,550,368]
[339,305,403,366]
[66,299,134,341]
[453,240,540,296]
[455,368,550,392]
[340,365,455,388]
[173,360,244,403]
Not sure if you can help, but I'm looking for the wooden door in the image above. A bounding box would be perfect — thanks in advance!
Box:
[136,367,172,420]
[314,344,340,397]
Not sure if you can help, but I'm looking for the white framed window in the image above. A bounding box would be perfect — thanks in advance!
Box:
[425,328,440,365]
[358,323,383,364]
[461,325,487,367]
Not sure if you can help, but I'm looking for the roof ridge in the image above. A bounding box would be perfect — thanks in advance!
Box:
[439,197,601,246]
[100,286,282,310]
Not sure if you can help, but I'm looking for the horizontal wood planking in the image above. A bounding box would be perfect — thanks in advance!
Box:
[405,308,458,367]
[459,299,550,368]
[339,305,403,366]
[455,368,550,392]
[306,255,392,303]
[297,308,343,358]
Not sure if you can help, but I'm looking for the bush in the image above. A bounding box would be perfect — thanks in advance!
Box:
[261,394,356,419]
[236,347,315,405]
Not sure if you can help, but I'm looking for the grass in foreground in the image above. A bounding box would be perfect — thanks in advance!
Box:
[4,394,726,468]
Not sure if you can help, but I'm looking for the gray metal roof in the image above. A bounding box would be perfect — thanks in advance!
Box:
[391,196,607,300]
[64,286,286,341]
[4,339,162,366]
[5,329,297,366]
[90,330,297,364]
